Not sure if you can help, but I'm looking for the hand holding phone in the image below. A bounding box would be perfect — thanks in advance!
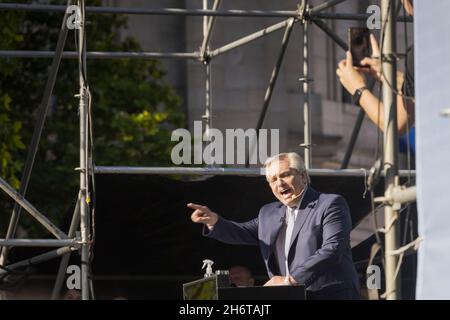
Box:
[359,33,382,81]
[348,27,372,68]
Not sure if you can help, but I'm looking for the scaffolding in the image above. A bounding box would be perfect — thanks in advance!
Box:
[0,0,417,300]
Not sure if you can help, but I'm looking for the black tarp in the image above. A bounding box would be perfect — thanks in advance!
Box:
[7,174,390,299]
[91,174,380,276]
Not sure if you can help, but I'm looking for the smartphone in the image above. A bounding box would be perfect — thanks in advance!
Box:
[348,27,372,67]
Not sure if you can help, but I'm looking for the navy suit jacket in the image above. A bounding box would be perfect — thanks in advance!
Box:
[205,187,360,299]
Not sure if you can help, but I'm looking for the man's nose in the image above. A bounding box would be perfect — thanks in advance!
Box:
[276,179,286,188]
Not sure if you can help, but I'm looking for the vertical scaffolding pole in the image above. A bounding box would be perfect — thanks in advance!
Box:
[204,63,212,140]
[301,19,312,169]
[51,192,81,300]
[202,0,213,165]
[381,0,400,300]
[77,0,90,300]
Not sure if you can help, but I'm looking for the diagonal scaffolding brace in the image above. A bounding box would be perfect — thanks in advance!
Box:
[0,177,68,240]
[0,0,73,265]
[246,17,296,167]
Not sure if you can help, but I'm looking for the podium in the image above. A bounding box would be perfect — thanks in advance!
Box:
[183,275,305,300]
[217,286,305,300]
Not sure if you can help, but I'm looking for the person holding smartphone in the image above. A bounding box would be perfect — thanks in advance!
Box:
[336,0,414,135]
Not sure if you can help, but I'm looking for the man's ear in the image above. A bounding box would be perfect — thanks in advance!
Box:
[300,172,307,184]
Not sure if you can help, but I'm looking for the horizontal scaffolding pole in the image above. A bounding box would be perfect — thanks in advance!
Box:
[0,3,413,21]
[315,12,412,22]
[373,184,417,209]
[94,166,416,177]
[209,18,297,59]
[308,0,349,17]
[0,246,75,275]
[0,239,78,248]
[392,185,417,204]
[95,166,262,176]
[0,3,298,18]
[0,176,68,240]
[0,50,200,60]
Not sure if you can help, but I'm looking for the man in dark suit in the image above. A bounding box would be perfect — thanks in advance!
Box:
[188,152,360,299]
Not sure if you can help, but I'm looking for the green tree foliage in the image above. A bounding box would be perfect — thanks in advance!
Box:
[0,0,184,236]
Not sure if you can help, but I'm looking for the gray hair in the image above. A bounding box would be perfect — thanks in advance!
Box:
[264,152,310,183]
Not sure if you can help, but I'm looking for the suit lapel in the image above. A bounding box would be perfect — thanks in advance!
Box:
[269,204,286,247]
[265,204,285,276]
[288,187,319,250]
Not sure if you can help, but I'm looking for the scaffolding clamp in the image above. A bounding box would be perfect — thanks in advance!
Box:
[298,77,314,83]
[297,1,309,23]
[198,46,211,65]
[299,143,315,149]
[374,177,417,210]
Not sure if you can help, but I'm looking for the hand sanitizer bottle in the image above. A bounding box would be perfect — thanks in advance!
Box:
[202,259,214,278]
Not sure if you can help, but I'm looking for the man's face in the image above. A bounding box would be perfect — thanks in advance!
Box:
[229,267,254,287]
[266,158,307,207]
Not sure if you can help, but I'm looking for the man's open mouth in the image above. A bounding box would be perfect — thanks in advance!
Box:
[280,188,292,196]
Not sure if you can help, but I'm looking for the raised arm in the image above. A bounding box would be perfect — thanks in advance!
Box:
[188,203,259,245]
[337,34,415,135]
[188,203,219,230]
